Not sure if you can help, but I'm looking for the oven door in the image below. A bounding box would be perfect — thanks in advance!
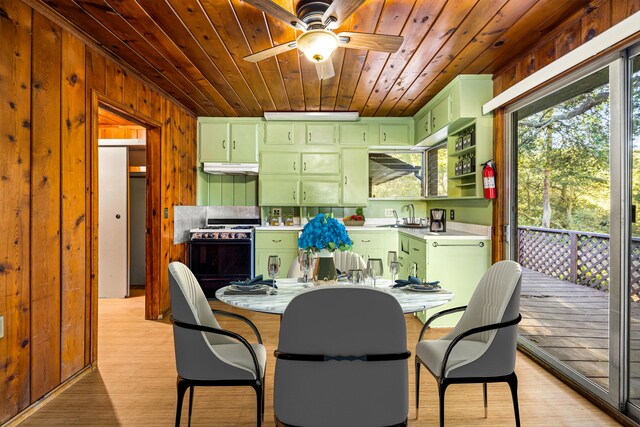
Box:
[188,239,254,298]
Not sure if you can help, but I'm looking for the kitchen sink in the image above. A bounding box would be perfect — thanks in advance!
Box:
[377,223,431,230]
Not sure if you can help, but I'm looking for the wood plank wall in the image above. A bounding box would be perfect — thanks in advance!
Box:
[490,0,640,262]
[0,0,196,422]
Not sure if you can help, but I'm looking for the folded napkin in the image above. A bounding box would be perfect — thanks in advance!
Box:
[229,275,277,289]
[393,276,440,289]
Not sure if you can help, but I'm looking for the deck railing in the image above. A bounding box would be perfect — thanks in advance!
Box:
[517,226,614,292]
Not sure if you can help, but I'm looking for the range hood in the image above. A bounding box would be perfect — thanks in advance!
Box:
[202,162,258,175]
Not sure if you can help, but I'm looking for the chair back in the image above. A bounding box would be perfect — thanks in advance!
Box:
[445,260,522,377]
[274,286,408,427]
[169,262,248,380]
[334,250,367,273]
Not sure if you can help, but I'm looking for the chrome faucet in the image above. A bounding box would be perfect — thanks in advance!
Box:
[408,203,415,224]
[393,209,399,226]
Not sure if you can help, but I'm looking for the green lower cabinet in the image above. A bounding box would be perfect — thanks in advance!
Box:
[301,180,340,206]
[259,179,299,206]
[255,249,298,278]
[254,230,300,278]
[419,238,491,327]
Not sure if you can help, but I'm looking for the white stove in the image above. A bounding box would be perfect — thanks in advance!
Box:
[189,218,260,240]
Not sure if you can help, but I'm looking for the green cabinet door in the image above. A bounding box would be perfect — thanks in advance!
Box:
[265,122,295,145]
[199,122,229,162]
[415,110,432,143]
[259,178,300,206]
[339,123,369,145]
[380,123,411,145]
[230,122,259,163]
[301,180,340,206]
[342,148,368,206]
[255,249,298,278]
[431,94,452,133]
[306,123,335,145]
[302,152,340,175]
[260,151,299,175]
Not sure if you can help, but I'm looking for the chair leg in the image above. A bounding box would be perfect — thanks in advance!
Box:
[438,381,448,427]
[254,383,262,427]
[261,377,265,422]
[175,378,190,427]
[483,383,488,418]
[507,373,521,427]
[187,386,195,427]
[415,359,421,418]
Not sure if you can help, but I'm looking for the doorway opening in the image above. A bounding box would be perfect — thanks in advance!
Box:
[97,107,147,299]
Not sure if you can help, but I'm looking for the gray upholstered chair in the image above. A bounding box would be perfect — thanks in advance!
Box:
[274,286,410,427]
[415,260,523,427]
[168,262,267,426]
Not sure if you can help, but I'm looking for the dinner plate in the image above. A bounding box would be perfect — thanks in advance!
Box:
[406,285,441,292]
[229,284,268,292]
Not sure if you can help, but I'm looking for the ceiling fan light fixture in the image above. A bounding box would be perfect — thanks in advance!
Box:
[296,29,339,63]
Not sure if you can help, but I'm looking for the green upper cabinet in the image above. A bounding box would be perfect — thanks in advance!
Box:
[339,123,370,145]
[199,122,229,162]
[306,123,336,145]
[260,151,299,175]
[380,122,411,145]
[415,110,432,143]
[431,94,452,134]
[342,148,368,206]
[301,152,340,175]
[259,178,300,206]
[301,180,341,206]
[230,122,259,162]
[264,122,295,145]
[413,75,493,144]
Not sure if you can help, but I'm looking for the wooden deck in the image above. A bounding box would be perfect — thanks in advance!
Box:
[519,267,640,393]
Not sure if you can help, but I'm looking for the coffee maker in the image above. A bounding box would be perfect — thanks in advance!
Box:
[429,209,446,232]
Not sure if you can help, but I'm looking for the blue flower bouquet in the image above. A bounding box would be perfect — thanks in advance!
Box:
[298,213,352,253]
[298,213,352,285]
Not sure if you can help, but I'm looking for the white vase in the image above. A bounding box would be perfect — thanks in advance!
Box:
[313,248,338,286]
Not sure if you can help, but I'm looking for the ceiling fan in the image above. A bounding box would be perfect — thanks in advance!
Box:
[242,0,404,80]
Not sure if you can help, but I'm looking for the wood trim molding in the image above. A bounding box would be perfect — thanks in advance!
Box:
[492,107,505,264]
[20,0,197,118]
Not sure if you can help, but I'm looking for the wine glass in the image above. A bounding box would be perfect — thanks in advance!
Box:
[267,255,279,295]
[367,258,384,287]
[389,261,400,285]
[387,251,398,268]
[299,251,311,287]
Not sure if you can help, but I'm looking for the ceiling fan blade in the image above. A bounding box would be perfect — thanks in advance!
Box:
[315,60,335,80]
[322,0,366,29]
[243,41,297,63]
[242,0,307,30]
[338,32,404,53]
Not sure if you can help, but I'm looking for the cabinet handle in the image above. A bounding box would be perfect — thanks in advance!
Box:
[292,190,296,200]
[288,131,291,141]
[233,140,236,149]
[363,132,366,141]
[309,132,312,142]
[432,242,485,248]
[293,161,296,171]
[412,248,420,252]
[303,191,307,200]
[345,176,348,185]
[432,117,436,128]
[383,132,387,142]
[272,239,282,243]
[425,121,429,131]
[361,239,371,243]
[222,139,226,149]
[303,162,307,171]
[279,257,281,267]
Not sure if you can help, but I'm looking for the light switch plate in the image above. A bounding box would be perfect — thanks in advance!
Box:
[0,316,4,339]
[273,208,282,216]
[384,209,394,217]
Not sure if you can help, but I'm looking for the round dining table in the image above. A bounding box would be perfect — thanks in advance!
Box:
[215,278,454,315]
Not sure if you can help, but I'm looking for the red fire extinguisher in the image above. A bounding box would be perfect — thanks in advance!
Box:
[482,160,496,199]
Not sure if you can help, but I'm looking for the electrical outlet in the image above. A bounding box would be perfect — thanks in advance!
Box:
[273,208,282,216]
[0,316,4,339]
[384,209,394,217]
[450,210,455,221]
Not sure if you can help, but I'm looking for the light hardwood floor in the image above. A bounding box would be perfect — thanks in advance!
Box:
[19,290,620,426]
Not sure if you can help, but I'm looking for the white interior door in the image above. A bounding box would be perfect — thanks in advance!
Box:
[98,146,129,298]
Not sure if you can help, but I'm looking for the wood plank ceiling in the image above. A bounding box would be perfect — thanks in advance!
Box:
[40,0,594,117]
